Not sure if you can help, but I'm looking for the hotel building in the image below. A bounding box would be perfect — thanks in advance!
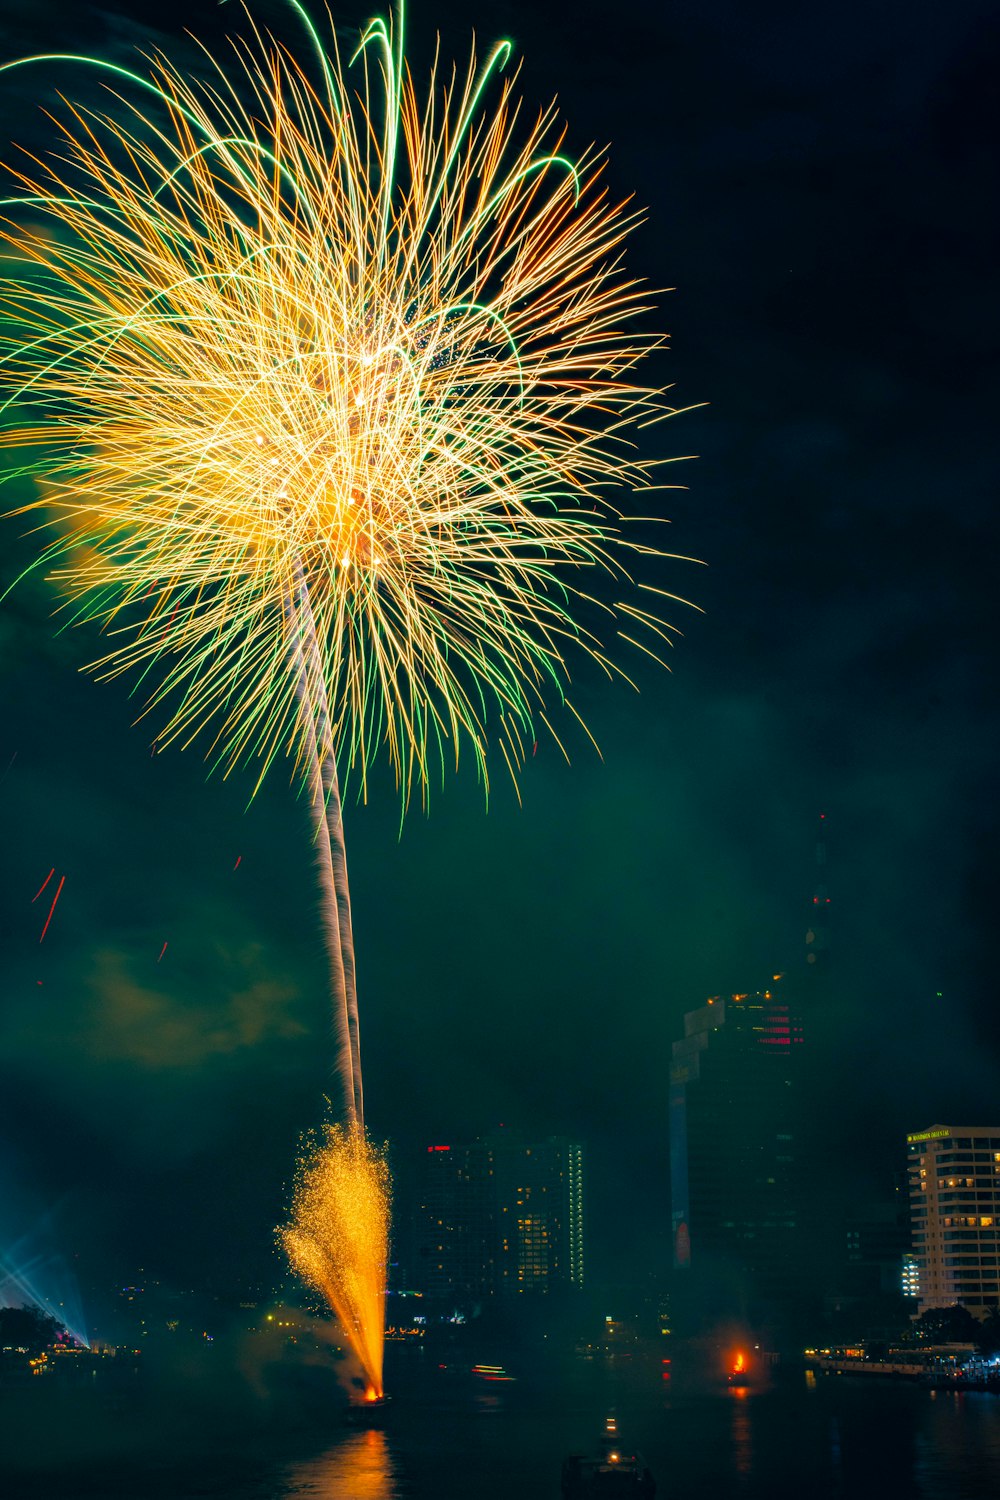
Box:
[906,1124,1000,1317]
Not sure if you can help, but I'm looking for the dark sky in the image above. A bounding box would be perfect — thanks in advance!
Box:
[1,0,997,1306]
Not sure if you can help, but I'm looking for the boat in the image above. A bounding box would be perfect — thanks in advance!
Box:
[345,1394,391,1426]
[561,1415,656,1497]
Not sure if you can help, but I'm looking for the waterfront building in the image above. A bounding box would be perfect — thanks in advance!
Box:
[411,1139,495,1304]
[411,1129,584,1308]
[493,1130,584,1296]
[669,976,804,1311]
[906,1124,1000,1317]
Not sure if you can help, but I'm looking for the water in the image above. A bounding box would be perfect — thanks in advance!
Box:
[6,1364,1000,1499]
[274,1377,1000,1500]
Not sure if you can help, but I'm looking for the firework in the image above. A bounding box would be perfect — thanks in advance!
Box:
[0,1,687,809]
[282,1123,390,1400]
[1,0,688,1400]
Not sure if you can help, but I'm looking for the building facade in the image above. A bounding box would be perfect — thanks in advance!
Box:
[906,1124,1000,1317]
[411,1130,584,1308]
[669,978,803,1310]
[412,1139,496,1304]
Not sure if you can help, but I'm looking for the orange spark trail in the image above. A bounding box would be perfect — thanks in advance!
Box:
[38,874,65,942]
[31,867,55,902]
[157,941,168,962]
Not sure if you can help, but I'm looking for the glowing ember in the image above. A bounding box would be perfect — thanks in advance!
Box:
[282,1124,390,1401]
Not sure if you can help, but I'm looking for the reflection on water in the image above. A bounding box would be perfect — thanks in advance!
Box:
[283,1429,399,1500]
[729,1386,752,1481]
[916,1391,1000,1499]
[265,1369,1000,1500]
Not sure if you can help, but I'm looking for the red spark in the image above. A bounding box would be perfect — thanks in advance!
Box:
[157,941,168,962]
[38,875,65,943]
[233,855,242,871]
[31,867,55,903]
[157,602,179,645]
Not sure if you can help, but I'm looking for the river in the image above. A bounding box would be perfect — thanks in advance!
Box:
[277,1374,1000,1500]
[5,1358,1000,1498]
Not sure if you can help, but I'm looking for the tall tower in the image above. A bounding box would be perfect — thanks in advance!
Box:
[669,978,804,1314]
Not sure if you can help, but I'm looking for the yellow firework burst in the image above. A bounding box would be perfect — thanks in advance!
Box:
[0,0,690,808]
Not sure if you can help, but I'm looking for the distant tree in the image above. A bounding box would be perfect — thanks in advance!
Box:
[977,1304,1000,1356]
[0,1304,63,1356]
[912,1304,981,1346]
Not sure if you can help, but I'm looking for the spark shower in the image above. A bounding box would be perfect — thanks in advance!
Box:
[0,0,686,1402]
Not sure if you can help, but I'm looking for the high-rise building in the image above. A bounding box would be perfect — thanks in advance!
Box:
[410,1130,584,1308]
[411,1140,495,1305]
[491,1131,584,1297]
[669,977,803,1312]
[906,1124,1000,1317]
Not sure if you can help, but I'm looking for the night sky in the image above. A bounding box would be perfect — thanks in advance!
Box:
[1,0,997,1306]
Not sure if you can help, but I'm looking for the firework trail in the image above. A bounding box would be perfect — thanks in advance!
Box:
[0,0,690,1398]
[38,873,65,943]
[288,572,362,1128]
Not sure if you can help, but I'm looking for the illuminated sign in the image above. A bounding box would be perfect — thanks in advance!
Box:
[906,1128,950,1144]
